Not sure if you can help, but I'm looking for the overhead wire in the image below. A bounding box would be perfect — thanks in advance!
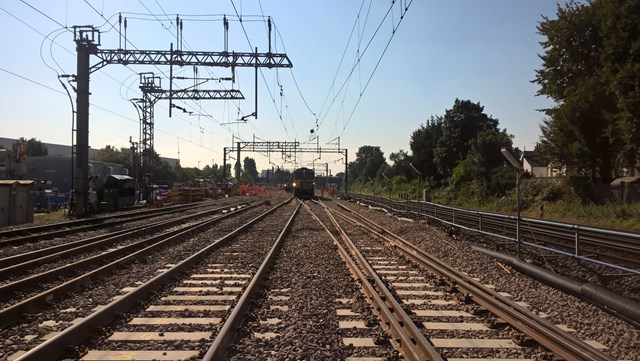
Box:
[80,0,232,153]
[315,0,366,121]
[316,0,413,142]
[230,0,292,141]
[131,3,257,144]
[339,0,414,137]
[0,66,217,154]
[316,0,396,132]
[19,0,69,30]
[12,2,223,155]
[2,3,231,159]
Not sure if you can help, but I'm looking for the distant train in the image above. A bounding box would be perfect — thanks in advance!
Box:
[292,167,315,199]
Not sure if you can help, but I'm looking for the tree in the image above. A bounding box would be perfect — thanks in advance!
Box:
[451,130,514,190]
[347,146,386,182]
[13,137,48,157]
[91,145,179,185]
[26,138,48,156]
[388,150,413,180]
[242,157,258,183]
[597,0,640,172]
[534,1,632,182]
[433,99,500,178]
[92,145,131,166]
[410,116,443,185]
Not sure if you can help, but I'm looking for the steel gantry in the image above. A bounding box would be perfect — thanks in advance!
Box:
[222,141,349,191]
[131,72,245,202]
[71,25,292,216]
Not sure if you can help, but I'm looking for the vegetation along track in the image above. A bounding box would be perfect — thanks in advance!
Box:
[307,199,619,360]
[0,195,289,360]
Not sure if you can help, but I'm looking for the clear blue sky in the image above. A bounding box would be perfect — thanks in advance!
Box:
[0,0,561,175]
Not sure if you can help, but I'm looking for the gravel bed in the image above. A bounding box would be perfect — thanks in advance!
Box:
[0,200,234,258]
[226,201,397,360]
[325,201,551,360]
[0,200,278,361]
[338,199,639,361]
[0,218,217,290]
[57,198,299,360]
[0,202,264,309]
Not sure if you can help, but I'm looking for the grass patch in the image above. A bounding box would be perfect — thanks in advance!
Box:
[34,210,69,224]
[353,177,640,233]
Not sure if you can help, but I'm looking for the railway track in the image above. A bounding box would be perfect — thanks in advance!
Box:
[222,200,398,361]
[0,200,261,317]
[0,196,287,360]
[0,199,251,254]
[307,200,615,361]
[0,199,252,283]
[353,194,640,272]
[1,195,635,360]
[0,202,210,243]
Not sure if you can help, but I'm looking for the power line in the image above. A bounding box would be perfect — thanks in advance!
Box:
[0,66,66,94]
[126,4,251,143]
[316,0,367,121]
[317,0,398,132]
[19,0,69,30]
[80,1,231,147]
[0,65,220,156]
[230,0,293,141]
[339,0,414,137]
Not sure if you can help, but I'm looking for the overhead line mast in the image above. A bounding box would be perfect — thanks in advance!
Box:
[131,72,245,203]
[72,24,292,216]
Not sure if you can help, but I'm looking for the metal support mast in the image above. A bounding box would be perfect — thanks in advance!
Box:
[133,72,245,202]
[71,24,291,216]
[139,73,162,175]
[72,26,99,216]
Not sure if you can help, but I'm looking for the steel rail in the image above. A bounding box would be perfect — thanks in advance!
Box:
[355,195,640,274]
[307,201,443,361]
[0,202,262,328]
[0,202,214,247]
[0,202,205,240]
[333,201,616,361]
[13,197,294,361]
[203,200,301,360]
[0,201,251,277]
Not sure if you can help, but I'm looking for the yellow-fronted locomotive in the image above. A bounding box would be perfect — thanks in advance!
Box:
[292,167,315,199]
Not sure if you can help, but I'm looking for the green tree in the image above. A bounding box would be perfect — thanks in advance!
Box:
[451,130,514,190]
[91,145,131,166]
[597,0,640,172]
[347,146,386,182]
[410,116,443,185]
[388,150,413,180]
[91,145,179,185]
[13,137,48,157]
[433,99,500,179]
[242,157,258,182]
[26,138,48,156]
[534,1,623,182]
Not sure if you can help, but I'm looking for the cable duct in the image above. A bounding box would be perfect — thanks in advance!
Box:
[471,245,640,327]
